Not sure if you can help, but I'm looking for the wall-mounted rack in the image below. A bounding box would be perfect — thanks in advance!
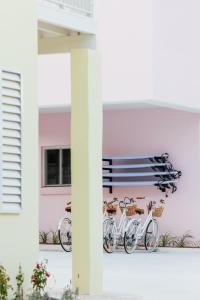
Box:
[103,153,181,194]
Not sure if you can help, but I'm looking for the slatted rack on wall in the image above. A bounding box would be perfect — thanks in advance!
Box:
[0,69,22,213]
[103,153,181,194]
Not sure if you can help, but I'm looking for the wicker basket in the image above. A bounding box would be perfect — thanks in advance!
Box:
[106,203,118,214]
[120,205,137,217]
[152,206,164,218]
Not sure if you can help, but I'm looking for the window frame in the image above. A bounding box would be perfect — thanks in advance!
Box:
[42,146,71,188]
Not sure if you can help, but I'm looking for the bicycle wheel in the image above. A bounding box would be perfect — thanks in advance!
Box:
[124,220,139,254]
[58,217,72,252]
[144,219,159,252]
[103,218,116,253]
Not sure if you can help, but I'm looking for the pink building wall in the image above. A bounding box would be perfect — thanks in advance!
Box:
[39,108,200,240]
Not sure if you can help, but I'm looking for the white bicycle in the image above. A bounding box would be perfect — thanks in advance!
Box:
[124,200,165,253]
[58,201,72,252]
[103,197,135,253]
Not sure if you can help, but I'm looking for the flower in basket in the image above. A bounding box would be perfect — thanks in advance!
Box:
[31,260,50,295]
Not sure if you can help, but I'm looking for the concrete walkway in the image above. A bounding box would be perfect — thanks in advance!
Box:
[39,248,200,300]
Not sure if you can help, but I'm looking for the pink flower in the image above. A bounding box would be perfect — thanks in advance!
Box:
[46,272,50,277]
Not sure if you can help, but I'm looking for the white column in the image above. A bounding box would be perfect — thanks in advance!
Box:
[71,49,103,295]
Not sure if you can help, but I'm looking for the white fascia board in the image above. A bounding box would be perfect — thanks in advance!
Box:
[39,104,71,113]
[39,100,200,114]
[38,5,97,34]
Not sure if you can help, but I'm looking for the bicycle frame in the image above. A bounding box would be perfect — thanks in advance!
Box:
[135,210,153,239]
[105,208,131,238]
[126,209,158,241]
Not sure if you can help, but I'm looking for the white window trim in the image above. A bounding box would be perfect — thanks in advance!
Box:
[41,145,71,188]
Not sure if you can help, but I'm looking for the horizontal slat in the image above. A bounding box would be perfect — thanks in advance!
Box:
[103,171,178,178]
[2,87,20,98]
[3,145,21,155]
[3,162,21,170]
[2,104,21,114]
[2,96,20,106]
[2,80,20,90]
[3,120,21,130]
[3,128,21,138]
[1,70,22,213]
[3,137,21,146]
[103,180,177,187]
[3,153,21,163]
[3,186,21,195]
[2,194,21,203]
[2,71,20,82]
[103,163,171,169]
[3,112,21,122]
[103,154,168,160]
[1,203,21,214]
[3,178,21,187]
[3,170,21,179]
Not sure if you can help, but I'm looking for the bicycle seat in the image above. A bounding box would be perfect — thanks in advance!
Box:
[65,206,71,212]
[135,208,144,215]
[107,209,117,214]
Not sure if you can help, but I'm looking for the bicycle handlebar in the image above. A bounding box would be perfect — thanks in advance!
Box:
[119,197,135,208]
[110,198,118,204]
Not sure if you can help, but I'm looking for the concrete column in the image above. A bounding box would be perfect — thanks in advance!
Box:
[71,49,102,295]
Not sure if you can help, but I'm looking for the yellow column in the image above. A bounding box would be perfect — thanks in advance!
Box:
[71,49,102,295]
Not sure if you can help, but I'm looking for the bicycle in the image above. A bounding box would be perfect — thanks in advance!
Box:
[58,201,72,252]
[58,198,120,252]
[124,199,165,253]
[103,197,135,253]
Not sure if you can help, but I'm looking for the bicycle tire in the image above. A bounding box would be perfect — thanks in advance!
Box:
[58,217,72,252]
[103,218,116,253]
[124,220,139,254]
[144,219,159,252]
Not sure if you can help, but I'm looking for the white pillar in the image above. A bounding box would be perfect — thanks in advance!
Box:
[0,0,38,290]
[71,49,102,295]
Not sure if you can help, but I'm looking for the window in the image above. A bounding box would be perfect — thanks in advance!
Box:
[44,148,71,186]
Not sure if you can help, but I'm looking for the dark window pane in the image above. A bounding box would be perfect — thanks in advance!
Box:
[62,149,71,184]
[45,149,60,185]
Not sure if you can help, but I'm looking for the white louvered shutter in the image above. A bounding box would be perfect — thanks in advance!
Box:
[0,69,22,213]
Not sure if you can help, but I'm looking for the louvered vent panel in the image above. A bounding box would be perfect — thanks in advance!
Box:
[0,70,22,213]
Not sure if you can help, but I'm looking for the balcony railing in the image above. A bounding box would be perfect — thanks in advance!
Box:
[38,0,94,17]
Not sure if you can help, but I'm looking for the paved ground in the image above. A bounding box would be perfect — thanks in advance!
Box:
[39,247,200,300]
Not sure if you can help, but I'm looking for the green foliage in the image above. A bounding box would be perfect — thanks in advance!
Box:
[13,265,24,300]
[28,291,50,300]
[159,232,175,247]
[39,232,49,244]
[31,260,50,293]
[0,265,12,300]
[175,231,194,248]
[51,231,59,245]
[61,286,79,300]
